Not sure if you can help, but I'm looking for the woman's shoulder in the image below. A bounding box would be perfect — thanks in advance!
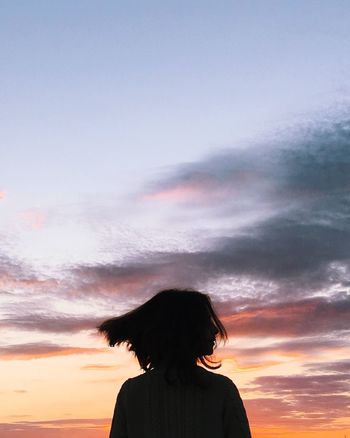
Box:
[196,367,238,391]
[126,366,238,393]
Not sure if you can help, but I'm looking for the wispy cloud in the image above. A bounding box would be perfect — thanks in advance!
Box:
[219,337,348,370]
[246,359,350,429]
[135,118,350,297]
[0,418,109,438]
[142,118,350,213]
[1,116,350,435]
[2,118,350,309]
[220,296,350,336]
[18,209,47,230]
[0,314,105,334]
[0,253,58,294]
[0,342,107,360]
[80,364,119,370]
[306,359,350,374]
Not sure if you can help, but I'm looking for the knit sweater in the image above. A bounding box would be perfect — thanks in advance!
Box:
[109,366,252,438]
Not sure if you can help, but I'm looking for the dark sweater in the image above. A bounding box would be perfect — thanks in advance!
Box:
[109,366,252,438]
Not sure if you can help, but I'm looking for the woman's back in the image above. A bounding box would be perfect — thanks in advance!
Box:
[110,365,251,438]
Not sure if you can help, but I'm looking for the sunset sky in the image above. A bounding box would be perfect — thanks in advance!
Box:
[1,1,350,437]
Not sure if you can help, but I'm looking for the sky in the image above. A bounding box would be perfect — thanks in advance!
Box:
[1,1,350,437]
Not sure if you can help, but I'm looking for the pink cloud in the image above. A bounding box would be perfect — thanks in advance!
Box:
[221,297,350,336]
[246,367,350,430]
[18,209,47,230]
[143,185,201,201]
[142,173,220,203]
[0,342,108,360]
[142,168,270,206]
[0,274,59,294]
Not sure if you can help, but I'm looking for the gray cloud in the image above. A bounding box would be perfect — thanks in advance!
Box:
[222,337,348,362]
[246,359,350,429]
[304,359,350,374]
[209,220,350,282]
[1,115,349,422]
[220,295,350,336]
[60,119,350,311]
[138,117,350,292]
[0,314,105,334]
[245,394,350,429]
[144,118,350,210]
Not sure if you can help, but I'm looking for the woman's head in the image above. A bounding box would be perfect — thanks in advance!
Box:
[97,288,228,385]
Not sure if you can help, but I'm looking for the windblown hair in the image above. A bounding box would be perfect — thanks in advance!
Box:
[97,288,228,387]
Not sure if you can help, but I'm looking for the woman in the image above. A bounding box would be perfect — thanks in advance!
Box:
[97,288,252,438]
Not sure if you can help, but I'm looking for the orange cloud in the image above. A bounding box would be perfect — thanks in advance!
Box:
[218,355,282,372]
[0,418,109,438]
[0,190,5,200]
[80,364,119,370]
[0,420,347,438]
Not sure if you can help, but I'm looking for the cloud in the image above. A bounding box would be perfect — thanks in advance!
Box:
[142,183,210,202]
[0,314,106,334]
[246,358,350,429]
[3,295,349,350]
[142,149,278,211]
[245,395,350,430]
[305,359,350,374]
[0,254,29,279]
[218,336,348,370]
[3,119,350,317]
[67,262,166,298]
[7,418,108,426]
[18,209,47,230]
[209,220,350,283]
[143,118,350,211]
[0,190,5,200]
[64,256,350,338]
[0,342,107,360]
[65,216,350,306]
[253,373,350,396]
[1,116,349,436]
[80,364,119,370]
[0,253,59,294]
[220,295,350,336]
[0,418,109,438]
[135,118,350,296]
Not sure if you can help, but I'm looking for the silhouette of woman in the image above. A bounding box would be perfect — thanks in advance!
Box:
[97,288,252,438]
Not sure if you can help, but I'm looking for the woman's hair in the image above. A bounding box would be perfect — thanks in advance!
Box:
[97,288,228,387]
